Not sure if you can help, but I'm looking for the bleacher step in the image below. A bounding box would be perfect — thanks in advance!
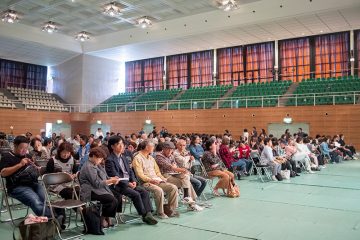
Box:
[0,88,24,109]
[211,86,237,108]
[278,82,299,107]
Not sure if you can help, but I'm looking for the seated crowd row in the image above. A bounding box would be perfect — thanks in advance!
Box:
[0,128,357,232]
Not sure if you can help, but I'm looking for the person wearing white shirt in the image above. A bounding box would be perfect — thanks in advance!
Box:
[260,138,282,181]
[95,128,104,139]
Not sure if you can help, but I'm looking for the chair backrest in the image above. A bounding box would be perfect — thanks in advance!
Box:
[198,159,210,178]
[42,172,73,186]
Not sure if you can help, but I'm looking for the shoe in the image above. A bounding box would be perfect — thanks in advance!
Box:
[276,173,283,181]
[212,189,220,196]
[143,212,158,225]
[197,201,212,208]
[271,176,278,181]
[187,204,204,212]
[244,172,250,176]
[236,172,241,180]
[157,213,169,219]
[169,210,180,217]
[353,157,358,160]
[319,165,326,169]
[182,197,195,205]
[56,215,66,230]
[295,173,300,176]
[308,170,315,174]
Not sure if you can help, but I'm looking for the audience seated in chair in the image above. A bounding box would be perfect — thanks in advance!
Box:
[173,139,207,197]
[202,138,235,196]
[155,141,203,211]
[132,140,179,219]
[79,147,120,228]
[259,138,282,181]
[106,136,157,225]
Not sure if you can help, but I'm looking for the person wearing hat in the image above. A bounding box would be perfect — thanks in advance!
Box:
[132,139,179,219]
[155,141,203,211]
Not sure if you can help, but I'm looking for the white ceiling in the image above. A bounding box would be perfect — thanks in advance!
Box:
[0,0,359,65]
[88,6,360,62]
[0,0,257,36]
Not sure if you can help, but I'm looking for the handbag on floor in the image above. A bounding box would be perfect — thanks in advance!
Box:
[13,218,56,240]
[227,182,240,198]
[280,170,290,180]
[82,204,104,235]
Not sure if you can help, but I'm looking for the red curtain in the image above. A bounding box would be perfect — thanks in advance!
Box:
[279,38,311,82]
[143,57,164,91]
[166,54,188,89]
[0,59,47,90]
[357,30,360,77]
[217,47,244,86]
[125,60,142,92]
[245,42,274,83]
[190,50,213,87]
[315,32,349,78]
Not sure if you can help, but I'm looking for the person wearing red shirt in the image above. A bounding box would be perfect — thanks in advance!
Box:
[219,136,246,175]
[238,141,253,174]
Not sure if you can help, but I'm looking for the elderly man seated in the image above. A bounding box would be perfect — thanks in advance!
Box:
[132,139,179,219]
[155,141,203,211]
[173,139,207,198]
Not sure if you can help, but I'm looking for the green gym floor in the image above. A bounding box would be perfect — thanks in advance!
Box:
[2,159,360,240]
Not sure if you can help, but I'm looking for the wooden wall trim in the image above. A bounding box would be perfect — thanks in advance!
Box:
[1,105,359,149]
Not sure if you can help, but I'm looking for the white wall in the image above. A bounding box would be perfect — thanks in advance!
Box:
[82,54,121,105]
[51,54,83,104]
[51,54,121,106]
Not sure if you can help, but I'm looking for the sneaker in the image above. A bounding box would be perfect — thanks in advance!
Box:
[182,197,195,205]
[319,165,326,169]
[308,170,315,174]
[157,213,169,219]
[187,204,204,212]
[143,212,158,225]
[197,202,212,208]
[271,176,278,181]
[353,157,358,160]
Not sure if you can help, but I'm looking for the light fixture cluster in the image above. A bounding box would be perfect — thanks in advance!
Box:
[42,21,58,34]
[1,9,19,23]
[136,16,152,29]
[216,0,238,12]
[103,1,122,17]
[75,31,91,42]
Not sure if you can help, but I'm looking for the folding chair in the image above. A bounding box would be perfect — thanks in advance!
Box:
[42,172,87,240]
[0,177,29,225]
[249,155,272,182]
[196,159,214,200]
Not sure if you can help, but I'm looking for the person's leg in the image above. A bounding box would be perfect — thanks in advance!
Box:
[243,159,253,173]
[134,186,153,213]
[193,176,207,197]
[10,184,50,217]
[91,192,117,218]
[207,170,230,192]
[159,182,178,211]
[231,160,246,172]
[59,187,74,200]
[190,176,202,197]
[118,186,146,216]
[143,183,164,215]
[110,189,123,213]
[223,170,235,185]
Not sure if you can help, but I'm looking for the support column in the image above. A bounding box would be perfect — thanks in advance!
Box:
[274,40,279,81]
[213,49,217,85]
[350,30,355,76]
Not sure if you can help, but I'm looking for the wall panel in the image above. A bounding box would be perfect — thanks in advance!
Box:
[0,105,359,149]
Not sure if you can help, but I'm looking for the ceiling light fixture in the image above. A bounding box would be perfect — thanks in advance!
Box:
[75,31,90,42]
[1,9,19,23]
[216,0,238,12]
[42,21,59,34]
[103,1,122,17]
[136,16,152,29]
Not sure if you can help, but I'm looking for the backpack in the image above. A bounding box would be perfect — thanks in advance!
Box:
[82,204,104,235]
